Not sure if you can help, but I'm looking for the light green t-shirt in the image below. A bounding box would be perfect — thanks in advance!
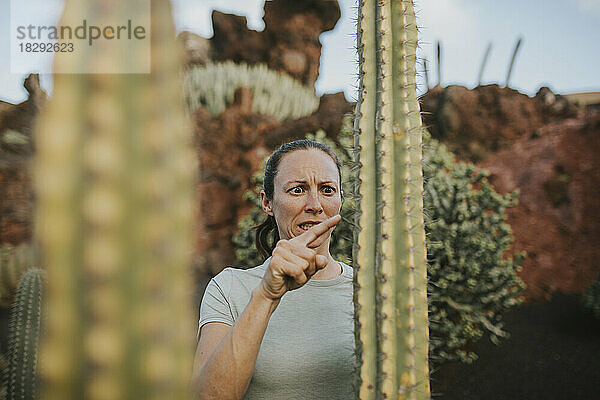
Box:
[199,257,356,400]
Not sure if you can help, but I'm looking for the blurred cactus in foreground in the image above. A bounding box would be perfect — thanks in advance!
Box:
[353,0,430,398]
[5,268,45,400]
[0,244,37,308]
[34,0,197,399]
[183,61,319,119]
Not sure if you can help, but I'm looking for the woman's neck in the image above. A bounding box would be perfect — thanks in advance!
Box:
[311,253,341,280]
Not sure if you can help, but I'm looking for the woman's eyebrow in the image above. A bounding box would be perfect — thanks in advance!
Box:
[283,179,338,186]
[285,180,307,185]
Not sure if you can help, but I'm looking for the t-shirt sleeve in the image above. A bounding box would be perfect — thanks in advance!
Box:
[198,269,234,339]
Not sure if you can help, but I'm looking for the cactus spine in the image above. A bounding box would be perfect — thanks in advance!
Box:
[34,1,196,399]
[6,268,45,400]
[354,1,430,399]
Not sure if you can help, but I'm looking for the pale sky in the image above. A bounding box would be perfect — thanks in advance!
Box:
[1,0,599,103]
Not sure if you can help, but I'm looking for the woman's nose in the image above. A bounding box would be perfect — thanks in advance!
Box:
[304,192,323,214]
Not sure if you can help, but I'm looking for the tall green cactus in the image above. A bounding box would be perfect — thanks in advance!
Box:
[353,1,430,399]
[5,268,45,400]
[0,243,37,308]
[34,1,197,399]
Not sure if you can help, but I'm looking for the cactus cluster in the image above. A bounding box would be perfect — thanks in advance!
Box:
[33,0,197,399]
[5,268,45,400]
[183,61,319,119]
[0,243,37,307]
[352,0,430,398]
[1,130,29,147]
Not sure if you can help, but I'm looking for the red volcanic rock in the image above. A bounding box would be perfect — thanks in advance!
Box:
[0,155,32,245]
[422,84,548,162]
[207,0,341,87]
[176,31,211,66]
[0,74,46,155]
[192,88,276,276]
[264,92,353,147]
[210,12,266,65]
[479,111,600,301]
[0,74,46,244]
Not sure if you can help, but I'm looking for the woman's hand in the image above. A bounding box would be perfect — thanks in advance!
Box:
[257,214,341,301]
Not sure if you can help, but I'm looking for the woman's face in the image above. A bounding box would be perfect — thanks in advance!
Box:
[261,148,342,242]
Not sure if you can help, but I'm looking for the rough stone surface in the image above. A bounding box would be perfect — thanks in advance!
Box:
[206,0,341,87]
[177,31,212,66]
[0,74,46,155]
[0,154,32,245]
[0,74,45,244]
[420,83,598,300]
[264,92,353,148]
[479,111,600,300]
[535,86,579,120]
[192,88,276,276]
[420,84,580,162]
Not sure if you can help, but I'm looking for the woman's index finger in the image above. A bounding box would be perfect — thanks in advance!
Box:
[296,214,341,247]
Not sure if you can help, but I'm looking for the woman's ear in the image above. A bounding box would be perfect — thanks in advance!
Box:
[260,190,274,216]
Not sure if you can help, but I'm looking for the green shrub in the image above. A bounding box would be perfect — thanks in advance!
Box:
[183,61,319,120]
[232,124,525,364]
[423,137,526,363]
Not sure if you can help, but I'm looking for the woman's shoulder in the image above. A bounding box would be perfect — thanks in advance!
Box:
[339,260,353,279]
[211,258,270,287]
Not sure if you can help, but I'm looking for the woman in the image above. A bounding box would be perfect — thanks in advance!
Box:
[193,140,355,400]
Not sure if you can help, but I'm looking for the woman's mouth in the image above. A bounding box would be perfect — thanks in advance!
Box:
[298,221,319,231]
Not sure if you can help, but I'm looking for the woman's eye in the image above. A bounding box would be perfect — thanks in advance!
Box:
[322,186,335,194]
[290,186,304,194]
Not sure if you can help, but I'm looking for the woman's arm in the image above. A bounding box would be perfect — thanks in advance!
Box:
[192,286,280,400]
[192,215,341,399]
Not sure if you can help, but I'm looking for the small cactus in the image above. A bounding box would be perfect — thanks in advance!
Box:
[5,268,45,400]
[0,244,37,308]
[0,353,8,400]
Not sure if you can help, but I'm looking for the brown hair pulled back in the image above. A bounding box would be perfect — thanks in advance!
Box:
[255,139,342,260]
